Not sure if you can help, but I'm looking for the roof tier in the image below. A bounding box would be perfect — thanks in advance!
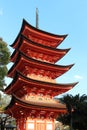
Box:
[5,94,66,119]
[5,71,78,97]
[11,35,70,63]
[11,19,67,48]
[8,51,74,79]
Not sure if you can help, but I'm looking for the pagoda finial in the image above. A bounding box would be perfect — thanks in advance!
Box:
[36,8,39,29]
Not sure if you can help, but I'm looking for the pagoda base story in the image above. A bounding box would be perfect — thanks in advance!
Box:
[16,118,55,130]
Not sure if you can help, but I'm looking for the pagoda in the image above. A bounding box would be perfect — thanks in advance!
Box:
[5,19,78,130]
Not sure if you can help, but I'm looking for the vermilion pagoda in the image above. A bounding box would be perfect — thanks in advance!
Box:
[5,19,78,130]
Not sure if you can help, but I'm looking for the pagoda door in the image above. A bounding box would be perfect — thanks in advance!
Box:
[36,122,45,130]
[36,120,54,130]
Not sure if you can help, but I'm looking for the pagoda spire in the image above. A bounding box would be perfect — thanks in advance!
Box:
[36,8,39,29]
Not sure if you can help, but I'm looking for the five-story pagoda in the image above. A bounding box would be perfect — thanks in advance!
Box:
[5,18,78,130]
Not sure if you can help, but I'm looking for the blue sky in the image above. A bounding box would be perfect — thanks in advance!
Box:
[0,0,87,96]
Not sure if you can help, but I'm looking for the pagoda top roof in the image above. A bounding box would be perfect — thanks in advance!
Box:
[5,71,78,96]
[11,34,70,63]
[11,19,68,48]
[22,19,67,39]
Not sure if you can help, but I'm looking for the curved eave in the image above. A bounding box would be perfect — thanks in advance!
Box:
[8,51,74,79]
[23,19,67,40]
[5,95,66,119]
[11,34,70,63]
[6,94,66,110]
[11,19,68,48]
[5,71,78,96]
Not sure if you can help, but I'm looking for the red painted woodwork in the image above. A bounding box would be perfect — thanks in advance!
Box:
[5,71,77,97]
[8,51,74,79]
[5,19,78,130]
[11,19,67,48]
[11,35,70,63]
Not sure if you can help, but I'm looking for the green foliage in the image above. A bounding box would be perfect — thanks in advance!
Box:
[0,80,5,90]
[57,94,87,130]
[0,39,10,65]
[0,66,8,80]
[0,38,12,130]
[0,38,10,90]
[0,91,12,129]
